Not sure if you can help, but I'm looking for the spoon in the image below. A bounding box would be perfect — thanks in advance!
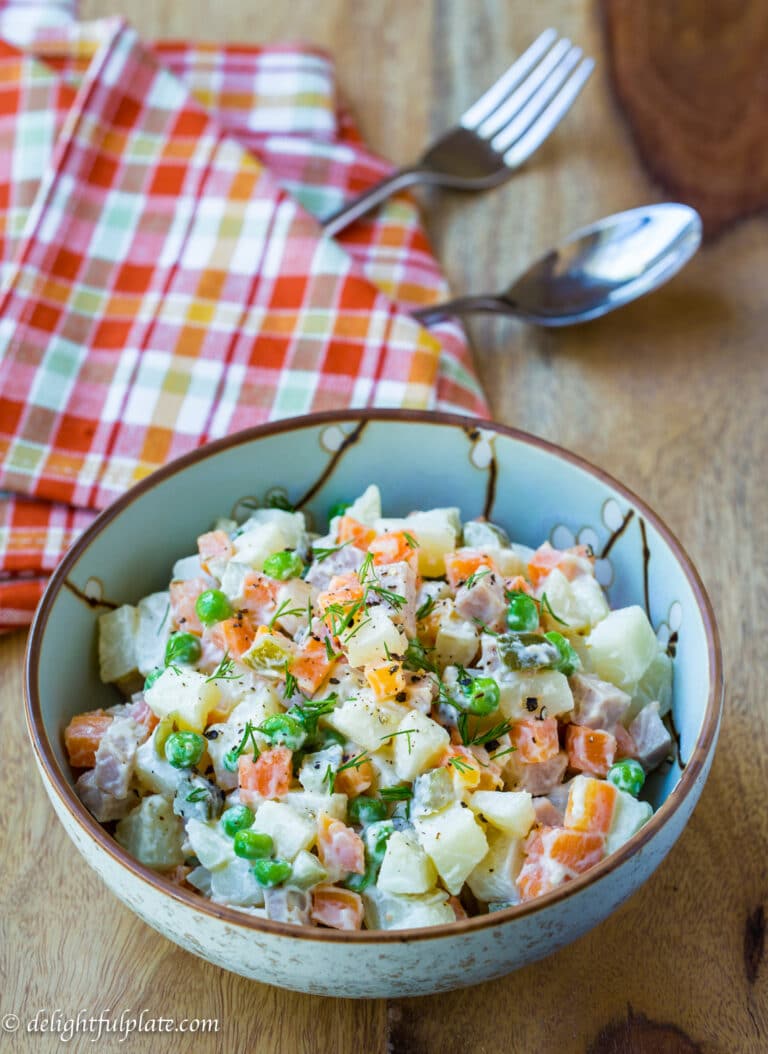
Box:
[412,203,702,326]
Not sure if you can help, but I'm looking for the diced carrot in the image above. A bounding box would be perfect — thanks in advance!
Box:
[528,542,594,586]
[369,531,418,570]
[614,724,638,760]
[169,576,208,634]
[239,571,279,622]
[566,725,617,777]
[238,746,292,799]
[444,550,495,590]
[317,573,364,614]
[516,826,605,902]
[468,744,504,790]
[208,612,256,658]
[440,745,481,790]
[564,776,618,835]
[310,884,364,931]
[292,636,336,695]
[448,895,468,921]
[337,515,376,549]
[334,758,373,799]
[510,718,560,764]
[197,529,233,574]
[365,661,406,700]
[317,812,366,875]
[64,709,114,769]
[506,575,534,596]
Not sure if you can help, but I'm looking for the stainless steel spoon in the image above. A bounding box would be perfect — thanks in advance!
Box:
[412,203,702,326]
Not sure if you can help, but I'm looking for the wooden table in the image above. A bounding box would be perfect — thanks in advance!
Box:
[2,2,765,1051]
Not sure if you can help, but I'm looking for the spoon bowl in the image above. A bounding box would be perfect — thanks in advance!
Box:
[413,203,702,326]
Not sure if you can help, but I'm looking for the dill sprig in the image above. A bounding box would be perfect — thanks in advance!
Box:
[312,539,352,562]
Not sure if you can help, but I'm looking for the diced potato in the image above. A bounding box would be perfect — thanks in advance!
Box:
[209,857,266,907]
[497,669,574,720]
[219,560,251,602]
[345,484,382,526]
[538,568,610,632]
[467,790,535,838]
[377,829,438,895]
[282,791,348,823]
[205,689,283,789]
[273,578,312,636]
[484,546,528,578]
[414,801,488,895]
[392,710,450,781]
[144,666,221,732]
[630,648,673,720]
[466,828,523,903]
[375,508,460,577]
[233,510,306,571]
[605,789,653,854]
[434,611,480,669]
[367,749,402,790]
[134,729,185,797]
[288,849,329,890]
[172,554,205,580]
[135,591,171,676]
[325,695,409,752]
[254,801,316,861]
[362,887,456,930]
[586,606,658,691]
[344,608,407,668]
[185,818,236,871]
[115,794,185,870]
[98,604,140,691]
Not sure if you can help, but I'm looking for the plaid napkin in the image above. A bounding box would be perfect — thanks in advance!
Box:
[0,7,488,630]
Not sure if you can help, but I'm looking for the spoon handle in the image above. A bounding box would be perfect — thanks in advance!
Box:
[411,295,515,326]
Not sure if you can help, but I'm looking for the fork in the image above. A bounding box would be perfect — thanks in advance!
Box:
[321,29,594,238]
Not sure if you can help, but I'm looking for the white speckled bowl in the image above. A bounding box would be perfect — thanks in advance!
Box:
[25,411,722,998]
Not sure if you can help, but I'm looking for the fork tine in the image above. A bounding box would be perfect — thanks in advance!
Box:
[502,58,595,167]
[490,45,583,153]
[460,27,559,130]
[476,37,573,140]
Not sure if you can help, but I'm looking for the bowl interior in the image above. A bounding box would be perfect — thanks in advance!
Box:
[30,413,716,828]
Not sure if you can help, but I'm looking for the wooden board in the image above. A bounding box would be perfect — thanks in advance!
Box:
[2,2,767,1051]
[602,0,768,237]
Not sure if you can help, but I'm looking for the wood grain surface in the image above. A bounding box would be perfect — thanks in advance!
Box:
[1,2,766,1052]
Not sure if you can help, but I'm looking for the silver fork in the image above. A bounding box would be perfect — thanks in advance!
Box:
[321,29,594,238]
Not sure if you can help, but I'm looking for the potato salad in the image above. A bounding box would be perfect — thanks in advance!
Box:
[64,486,674,931]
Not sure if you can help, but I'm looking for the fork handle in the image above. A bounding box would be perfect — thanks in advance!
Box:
[321,165,426,237]
[411,295,514,325]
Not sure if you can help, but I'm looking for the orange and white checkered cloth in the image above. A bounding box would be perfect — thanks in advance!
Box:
[0,6,488,630]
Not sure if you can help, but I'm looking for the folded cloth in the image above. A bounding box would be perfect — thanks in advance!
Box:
[0,10,488,630]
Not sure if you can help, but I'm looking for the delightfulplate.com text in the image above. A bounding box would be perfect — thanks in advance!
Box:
[2,1008,220,1042]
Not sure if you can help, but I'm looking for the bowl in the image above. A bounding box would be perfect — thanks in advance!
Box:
[25,410,722,998]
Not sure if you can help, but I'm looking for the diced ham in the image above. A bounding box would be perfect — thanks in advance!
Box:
[629,701,673,771]
[533,796,564,827]
[75,769,137,822]
[454,570,507,631]
[570,673,631,733]
[197,529,234,576]
[613,724,638,760]
[126,697,158,736]
[528,542,594,586]
[93,716,145,798]
[506,750,569,795]
[169,577,209,634]
[264,887,312,926]
[366,560,418,637]
[305,543,364,592]
[239,572,279,625]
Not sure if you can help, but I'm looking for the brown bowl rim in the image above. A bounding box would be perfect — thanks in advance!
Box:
[25,408,723,945]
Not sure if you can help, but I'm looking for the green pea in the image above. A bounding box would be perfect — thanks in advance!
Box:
[258,713,307,751]
[263,550,304,581]
[194,589,233,627]
[165,632,201,666]
[544,631,581,676]
[348,796,388,827]
[464,676,501,716]
[328,500,351,520]
[607,758,646,797]
[221,805,255,837]
[252,857,292,887]
[233,829,274,860]
[505,592,539,632]
[143,667,164,693]
[164,731,206,769]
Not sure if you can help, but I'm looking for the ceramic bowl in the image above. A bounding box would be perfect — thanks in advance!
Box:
[25,410,722,998]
